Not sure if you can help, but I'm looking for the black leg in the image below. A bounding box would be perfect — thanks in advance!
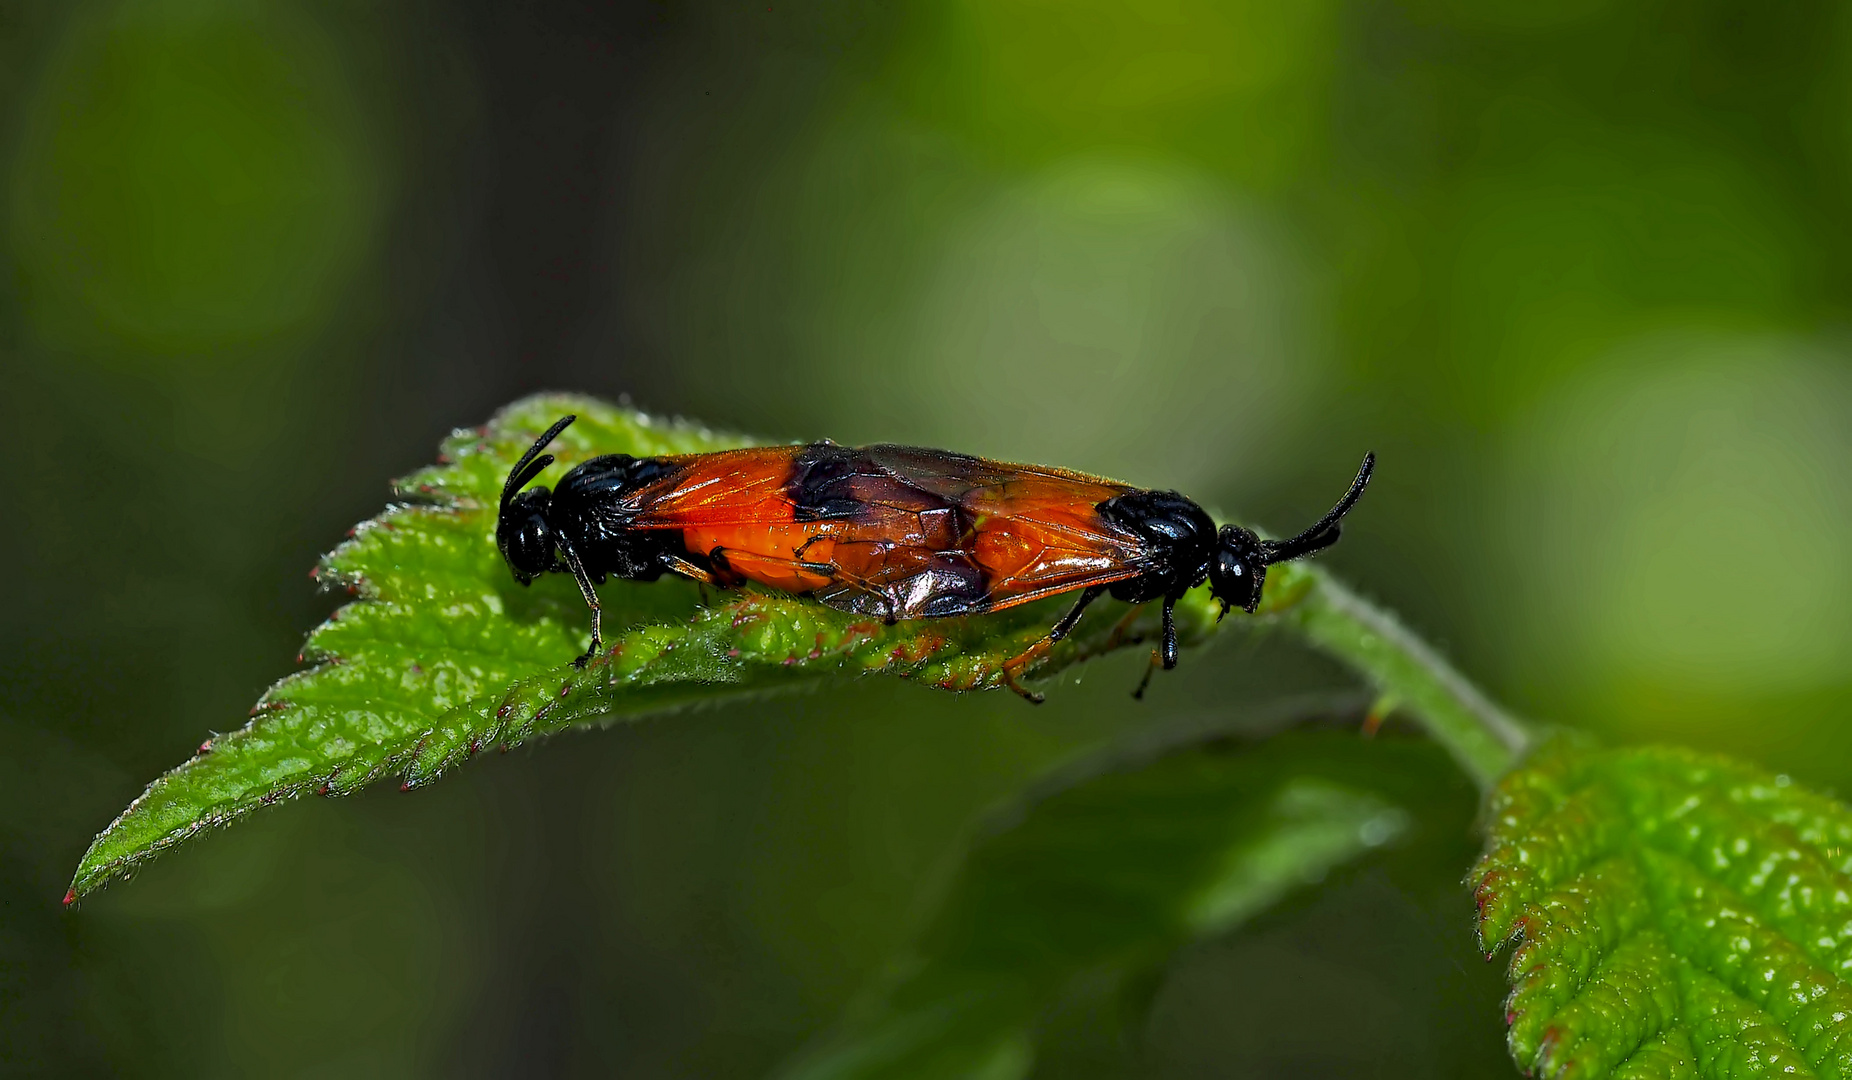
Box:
[1001,585,1107,704]
[705,546,741,588]
[1049,585,1107,643]
[558,543,603,668]
[1131,596,1178,700]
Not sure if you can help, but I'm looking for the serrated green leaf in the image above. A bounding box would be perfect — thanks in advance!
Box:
[1473,739,1852,1079]
[72,393,1263,901]
[778,727,1463,1080]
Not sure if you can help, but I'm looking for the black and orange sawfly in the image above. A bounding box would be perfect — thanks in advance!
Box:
[496,415,1372,701]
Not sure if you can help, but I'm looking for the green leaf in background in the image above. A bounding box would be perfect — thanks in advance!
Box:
[1473,739,1852,1079]
[70,394,1233,901]
[779,725,1465,1080]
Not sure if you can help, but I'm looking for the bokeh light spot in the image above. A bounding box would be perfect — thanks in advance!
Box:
[903,0,1337,184]
[1441,129,1799,417]
[1401,0,1616,31]
[8,0,388,358]
[891,157,1318,492]
[1502,334,1852,708]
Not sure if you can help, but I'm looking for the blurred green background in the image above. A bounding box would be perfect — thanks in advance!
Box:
[4,0,1849,1075]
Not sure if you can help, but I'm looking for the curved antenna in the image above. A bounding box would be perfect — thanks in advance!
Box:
[501,414,578,511]
[1261,452,1375,564]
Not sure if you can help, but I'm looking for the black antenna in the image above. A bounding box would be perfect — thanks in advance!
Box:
[501,415,577,510]
[1261,452,1375,564]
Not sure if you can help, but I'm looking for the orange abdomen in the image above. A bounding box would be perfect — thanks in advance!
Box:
[680,520,838,593]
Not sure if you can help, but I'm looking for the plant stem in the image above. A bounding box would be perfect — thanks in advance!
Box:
[1279,570,1533,789]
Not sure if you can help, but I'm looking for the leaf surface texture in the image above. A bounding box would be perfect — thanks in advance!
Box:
[71,394,1235,899]
[1474,740,1852,1079]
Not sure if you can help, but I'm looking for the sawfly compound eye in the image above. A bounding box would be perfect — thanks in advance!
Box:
[495,489,555,584]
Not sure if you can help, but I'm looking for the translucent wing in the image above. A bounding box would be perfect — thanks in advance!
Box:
[619,447,802,527]
[625,443,1157,619]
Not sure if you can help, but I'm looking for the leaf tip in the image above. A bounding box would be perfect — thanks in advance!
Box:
[61,889,75,907]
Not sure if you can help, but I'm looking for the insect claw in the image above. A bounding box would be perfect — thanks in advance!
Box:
[1004,675,1045,705]
[1002,652,1045,704]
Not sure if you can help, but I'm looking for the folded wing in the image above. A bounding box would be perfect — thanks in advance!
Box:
[622,443,1156,619]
